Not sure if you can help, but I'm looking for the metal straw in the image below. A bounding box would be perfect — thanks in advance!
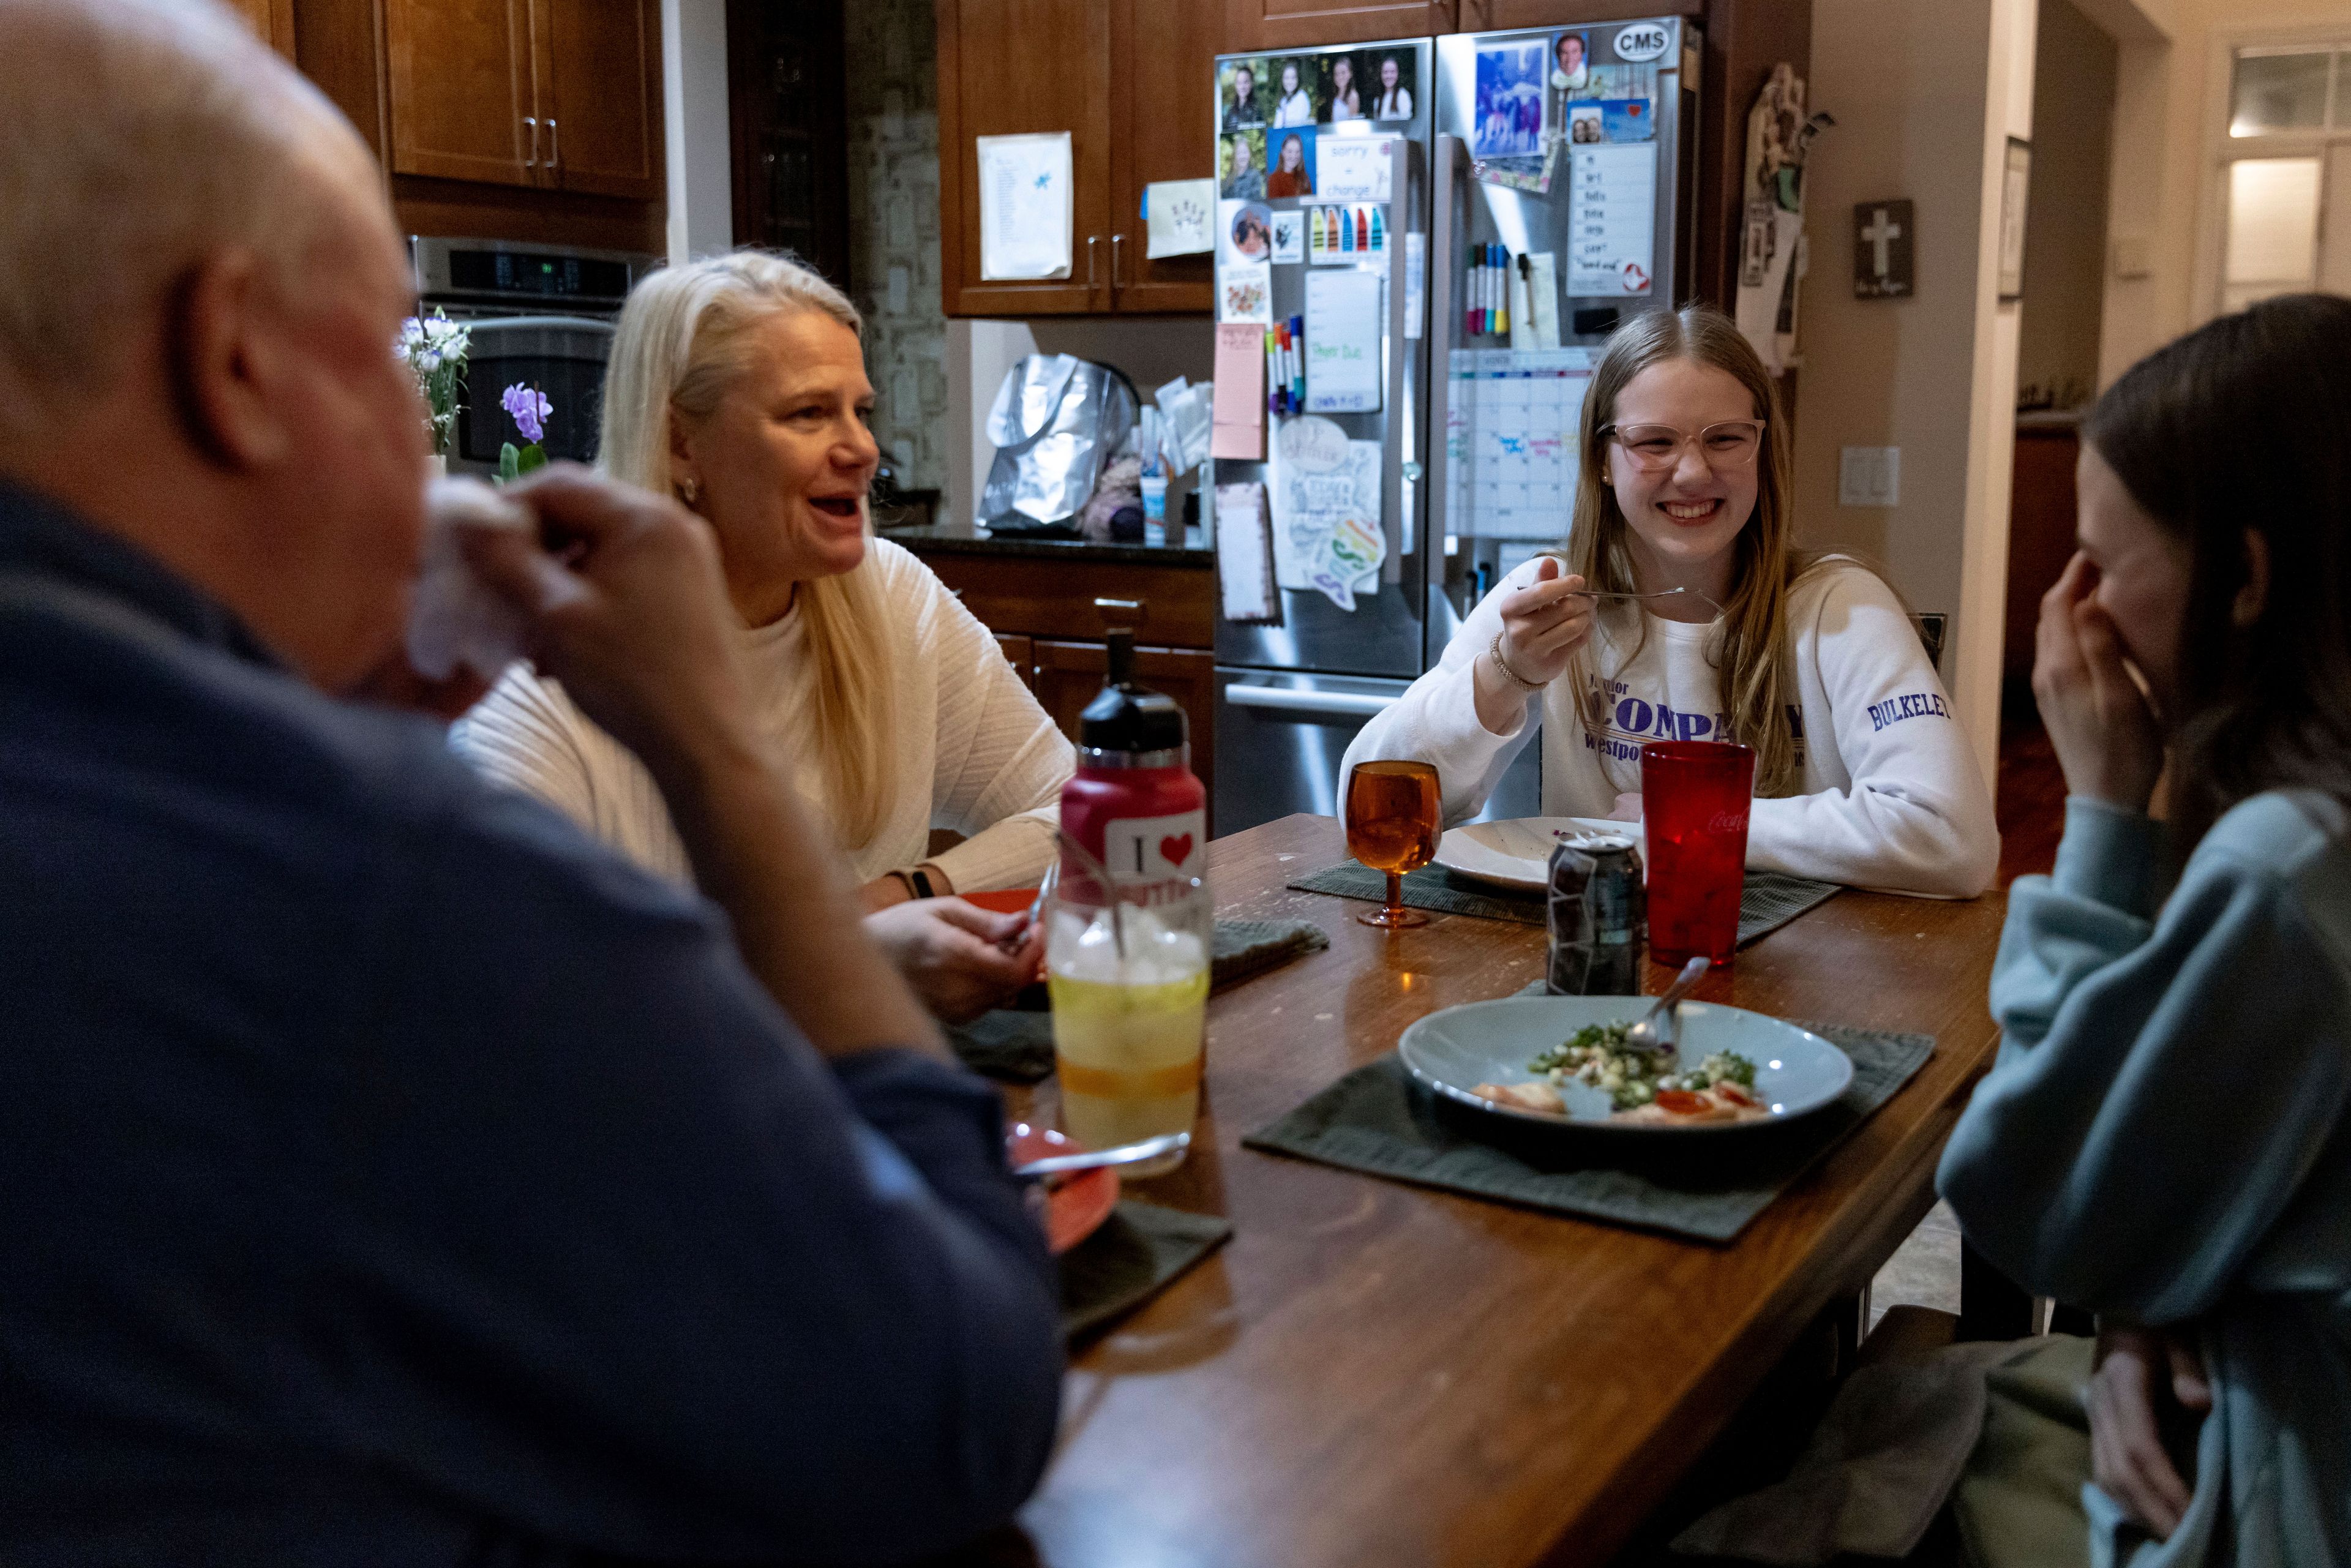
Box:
[1049,825,1128,961]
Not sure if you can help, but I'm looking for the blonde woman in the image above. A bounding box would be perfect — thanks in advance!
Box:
[455,250,1073,1018]
[1343,306,1997,896]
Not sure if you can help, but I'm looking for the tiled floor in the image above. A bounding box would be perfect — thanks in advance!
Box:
[1865,709,2065,1330]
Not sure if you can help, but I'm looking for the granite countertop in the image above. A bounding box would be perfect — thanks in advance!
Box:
[877,522,1213,568]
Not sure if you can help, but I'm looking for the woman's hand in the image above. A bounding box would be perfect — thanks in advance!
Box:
[2088,1322,2211,1540]
[1495,557,1595,686]
[1607,791,1643,823]
[1472,557,1595,735]
[2033,552,2165,812]
[864,898,1042,1024]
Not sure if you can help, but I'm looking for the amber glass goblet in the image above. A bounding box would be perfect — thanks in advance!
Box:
[1345,760,1441,929]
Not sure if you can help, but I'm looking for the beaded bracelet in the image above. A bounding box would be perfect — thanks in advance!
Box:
[1488,632,1548,691]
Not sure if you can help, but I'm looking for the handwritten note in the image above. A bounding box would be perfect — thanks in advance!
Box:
[977,133,1072,280]
[1303,268,1382,414]
[1144,178,1216,258]
[1317,137,1393,203]
[1215,482,1281,624]
[1210,323,1265,459]
[1567,141,1656,296]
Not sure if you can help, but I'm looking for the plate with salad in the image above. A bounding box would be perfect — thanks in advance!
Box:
[1397,996,1853,1134]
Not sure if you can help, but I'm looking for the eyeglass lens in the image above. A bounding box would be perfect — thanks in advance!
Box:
[1612,422,1763,470]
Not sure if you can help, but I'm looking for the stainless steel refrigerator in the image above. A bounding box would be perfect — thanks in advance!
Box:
[1210,21,1701,833]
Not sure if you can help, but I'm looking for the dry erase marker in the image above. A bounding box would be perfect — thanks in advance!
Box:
[1495,244,1510,336]
[1466,245,1482,338]
[1290,315,1305,408]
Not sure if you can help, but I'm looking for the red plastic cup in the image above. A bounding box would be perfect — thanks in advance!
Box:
[1641,740,1756,967]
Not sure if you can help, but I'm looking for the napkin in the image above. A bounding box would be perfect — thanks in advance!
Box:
[1060,1200,1232,1341]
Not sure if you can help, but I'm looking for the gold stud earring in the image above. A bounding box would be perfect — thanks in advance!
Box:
[678,478,699,506]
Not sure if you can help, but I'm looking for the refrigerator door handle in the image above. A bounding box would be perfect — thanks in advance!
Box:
[1425,133,1464,556]
[1224,684,1400,718]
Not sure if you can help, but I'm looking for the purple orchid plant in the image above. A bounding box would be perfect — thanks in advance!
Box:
[497,383,553,481]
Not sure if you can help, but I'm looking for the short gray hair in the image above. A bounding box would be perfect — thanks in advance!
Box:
[0,0,364,438]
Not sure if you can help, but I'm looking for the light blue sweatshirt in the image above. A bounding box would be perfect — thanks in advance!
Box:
[1939,791,2351,1568]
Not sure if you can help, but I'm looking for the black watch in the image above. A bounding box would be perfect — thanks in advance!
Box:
[905,866,938,899]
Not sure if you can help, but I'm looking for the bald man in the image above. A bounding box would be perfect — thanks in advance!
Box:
[0,3,1060,1561]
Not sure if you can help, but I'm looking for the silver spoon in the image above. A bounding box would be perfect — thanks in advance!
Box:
[1622,956,1712,1057]
[1014,1130,1191,1180]
[1567,585,1726,617]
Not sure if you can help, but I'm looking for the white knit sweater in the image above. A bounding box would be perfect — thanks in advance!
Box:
[452,538,1073,893]
[1342,557,2000,897]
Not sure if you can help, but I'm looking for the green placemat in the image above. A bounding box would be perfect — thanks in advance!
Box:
[1240,1021,1934,1244]
[1060,1199,1232,1341]
[948,917,1331,1083]
[1288,861,1840,947]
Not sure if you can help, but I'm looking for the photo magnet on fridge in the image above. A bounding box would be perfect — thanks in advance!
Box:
[1265,129,1317,199]
[1220,59,1267,130]
[1220,130,1267,200]
[1270,211,1305,264]
[1222,200,1273,264]
[1219,261,1273,324]
[1471,40,1547,159]
[1599,99,1653,143]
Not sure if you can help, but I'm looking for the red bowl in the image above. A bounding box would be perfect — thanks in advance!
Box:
[1008,1122,1119,1255]
[960,887,1040,916]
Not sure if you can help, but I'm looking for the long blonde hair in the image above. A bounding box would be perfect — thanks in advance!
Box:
[1559,306,1821,797]
[599,249,898,849]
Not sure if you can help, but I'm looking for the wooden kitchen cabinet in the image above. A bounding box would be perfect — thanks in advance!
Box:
[937,0,1220,317]
[1033,641,1217,825]
[227,0,298,54]
[1224,0,1454,51]
[384,0,661,198]
[994,632,1038,691]
[385,0,538,187]
[535,0,662,199]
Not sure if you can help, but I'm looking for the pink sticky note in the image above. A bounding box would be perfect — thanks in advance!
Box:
[1211,323,1265,460]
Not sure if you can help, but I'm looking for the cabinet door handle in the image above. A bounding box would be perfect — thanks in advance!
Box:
[1111,232,1125,290]
[1086,234,1098,291]
[523,115,538,168]
[1093,596,1144,617]
[547,118,559,174]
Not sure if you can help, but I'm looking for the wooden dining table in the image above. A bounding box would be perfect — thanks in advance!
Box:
[995,813,2009,1568]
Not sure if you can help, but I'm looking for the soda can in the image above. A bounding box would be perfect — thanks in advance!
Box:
[1545,833,1647,996]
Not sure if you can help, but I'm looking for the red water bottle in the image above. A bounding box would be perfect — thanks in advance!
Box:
[1058,631,1207,903]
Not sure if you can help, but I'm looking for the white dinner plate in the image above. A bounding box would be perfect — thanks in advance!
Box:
[1433,816,1646,893]
[1398,994,1853,1135]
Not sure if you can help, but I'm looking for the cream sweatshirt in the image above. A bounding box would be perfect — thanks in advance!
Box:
[452,538,1073,893]
[1341,557,1999,896]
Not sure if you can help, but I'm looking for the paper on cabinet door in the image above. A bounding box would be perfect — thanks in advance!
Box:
[977,132,1073,280]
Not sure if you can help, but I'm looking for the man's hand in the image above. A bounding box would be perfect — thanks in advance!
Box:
[2033,553,2165,812]
[2089,1323,2211,1539]
[460,465,756,781]
[866,899,1042,1024]
[1607,791,1643,823]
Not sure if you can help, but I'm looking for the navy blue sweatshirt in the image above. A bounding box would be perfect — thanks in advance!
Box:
[0,484,1062,1566]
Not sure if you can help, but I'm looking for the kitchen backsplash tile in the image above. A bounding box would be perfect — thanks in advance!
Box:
[846,0,947,493]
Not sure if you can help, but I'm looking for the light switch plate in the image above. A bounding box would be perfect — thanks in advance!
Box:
[1839,446,1901,508]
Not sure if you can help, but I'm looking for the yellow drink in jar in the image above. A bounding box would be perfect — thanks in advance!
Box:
[1048,902,1209,1176]
[1049,970,1207,1176]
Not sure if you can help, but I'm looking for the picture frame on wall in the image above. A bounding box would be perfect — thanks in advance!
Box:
[1998,137,2031,302]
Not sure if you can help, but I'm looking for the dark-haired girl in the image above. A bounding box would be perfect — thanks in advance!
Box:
[1937,292,2351,1565]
